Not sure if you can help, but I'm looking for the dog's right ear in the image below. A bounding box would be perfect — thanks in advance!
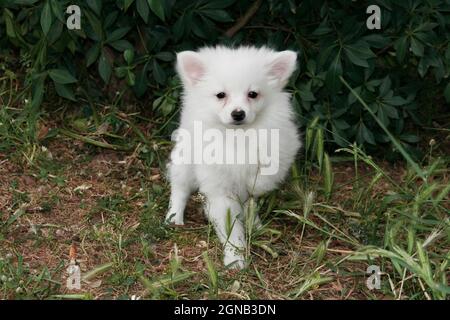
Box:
[176,51,205,87]
[267,50,297,88]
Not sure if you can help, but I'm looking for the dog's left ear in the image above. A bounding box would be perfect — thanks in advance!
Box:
[267,51,297,88]
[176,51,205,87]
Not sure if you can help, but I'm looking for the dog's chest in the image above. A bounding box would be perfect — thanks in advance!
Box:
[194,161,259,192]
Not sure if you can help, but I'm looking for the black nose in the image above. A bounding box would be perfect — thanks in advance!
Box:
[231,109,246,121]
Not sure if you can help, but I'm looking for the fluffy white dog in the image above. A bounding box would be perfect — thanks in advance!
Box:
[166,46,301,269]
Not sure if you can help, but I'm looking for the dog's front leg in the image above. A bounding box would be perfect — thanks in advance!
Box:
[206,196,246,269]
[166,187,189,225]
[166,163,193,225]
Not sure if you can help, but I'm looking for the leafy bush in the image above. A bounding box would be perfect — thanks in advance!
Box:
[1,0,449,152]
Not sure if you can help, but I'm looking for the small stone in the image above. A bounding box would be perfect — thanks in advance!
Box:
[196,240,207,248]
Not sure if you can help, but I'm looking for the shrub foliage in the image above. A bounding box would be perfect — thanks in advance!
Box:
[1,0,449,150]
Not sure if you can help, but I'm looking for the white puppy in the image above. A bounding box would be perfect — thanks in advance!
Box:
[166,46,301,269]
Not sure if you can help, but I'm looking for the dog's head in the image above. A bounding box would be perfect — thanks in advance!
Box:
[176,46,297,126]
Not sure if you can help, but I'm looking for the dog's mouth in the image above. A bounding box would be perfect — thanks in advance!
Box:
[222,118,251,127]
[230,119,249,126]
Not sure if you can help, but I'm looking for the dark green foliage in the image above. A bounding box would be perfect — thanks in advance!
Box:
[1,0,449,151]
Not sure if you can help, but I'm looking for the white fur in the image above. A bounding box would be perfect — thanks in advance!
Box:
[166,46,301,269]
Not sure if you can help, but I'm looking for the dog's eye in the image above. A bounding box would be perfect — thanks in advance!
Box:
[216,92,226,99]
[248,91,258,99]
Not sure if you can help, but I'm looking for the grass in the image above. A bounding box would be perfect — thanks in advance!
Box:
[0,66,449,300]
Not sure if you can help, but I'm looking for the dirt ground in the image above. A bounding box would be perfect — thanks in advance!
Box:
[0,130,445,300]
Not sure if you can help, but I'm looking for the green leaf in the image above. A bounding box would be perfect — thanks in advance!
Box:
[410,37,424,57]
[152,96,164,110]
[106,27,131,43]
[84,9,103,40]
[376,106,390,126]
[104,11,119,29]
[133,63,150,97]
[115,66,128,78]
[87,0,102,15]
[109,40,133,52]
[50,0,64,22]
[160,98,174,116]
[363,34,389,47]
[379,76,391,97]
[346,42,376,59]
[147,0,165,21]
[124,0,135,11]
[152,59,166,84]
[54,83,76,101]
[394,36,408,63]
[4,9,17,38]
[333,119,350,130]
[124,49,134,64]
[99,51,112,84]
[361,123,375,145]
[155,51,174,61]
[48,69,77,84]
[173,15,186,41]
[417,57,430,78]
[399,134,420,143]
[40,1,52,35]
[414,22,438,32]
[86,43,101,67]
[298,83,316,102]
[325,54,342,93]
[191,15,210,39]
[126,70,136,86]
[312,20,332,36]
[344,42,375,68]
[383,104,399,118]
[201,9,233,22]
[331,125,347,147]
[345,48,369,68]
[47,15,63,44]
[384,96,407,106]
[136,0,149,23]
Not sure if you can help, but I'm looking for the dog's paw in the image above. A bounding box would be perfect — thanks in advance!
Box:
[223,252,246,270]
[164,212,184,225]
